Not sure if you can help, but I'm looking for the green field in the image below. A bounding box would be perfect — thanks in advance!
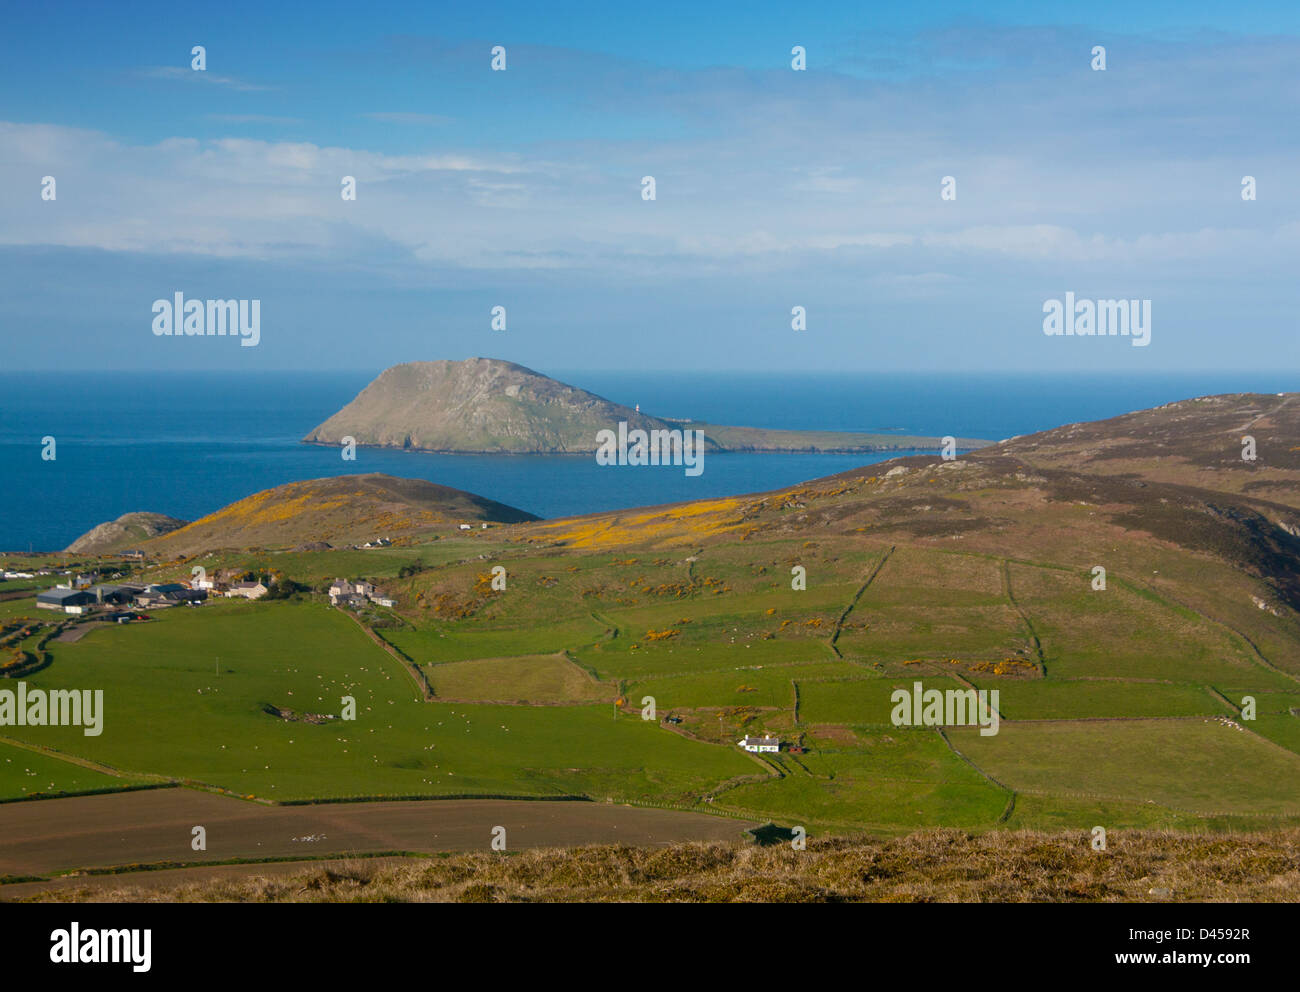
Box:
[427,653,611,704]
[5,487,1300,840]
[0,739,139,801]
[1,600,754,803]
[954,719,1300,816]
[627,661,857,712]
[713,730,1010,832]
[976,679,1230,721]
[796,675,972,725]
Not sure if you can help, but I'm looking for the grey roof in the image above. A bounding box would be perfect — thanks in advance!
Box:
[37,587,93,603]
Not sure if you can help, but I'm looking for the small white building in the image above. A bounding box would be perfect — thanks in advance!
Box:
[458,523,472,531]
[738,735,781,753]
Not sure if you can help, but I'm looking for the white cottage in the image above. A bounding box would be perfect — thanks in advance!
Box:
[738,735,781,753]
[226,581,269,600]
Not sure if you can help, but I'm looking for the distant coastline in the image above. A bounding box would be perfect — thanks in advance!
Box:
[3,370,1294,552]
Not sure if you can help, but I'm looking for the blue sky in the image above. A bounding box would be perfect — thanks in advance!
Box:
[1,0,1298,372]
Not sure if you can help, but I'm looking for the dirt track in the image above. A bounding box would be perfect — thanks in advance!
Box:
[0,788,755,888]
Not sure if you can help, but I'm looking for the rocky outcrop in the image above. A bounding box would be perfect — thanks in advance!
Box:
[65,512,189,554]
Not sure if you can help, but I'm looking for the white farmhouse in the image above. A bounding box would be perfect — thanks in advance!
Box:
[225,581,269,600]
[328,578,362,605]
[738,735,781,753]
[329,578,388,607]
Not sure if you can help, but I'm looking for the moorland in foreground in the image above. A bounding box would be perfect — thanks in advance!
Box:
[16,828,1300,903]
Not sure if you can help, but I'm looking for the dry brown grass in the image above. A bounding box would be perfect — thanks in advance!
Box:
[25,828,1300,903]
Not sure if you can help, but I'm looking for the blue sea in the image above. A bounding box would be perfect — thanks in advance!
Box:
[1,371,1294,552]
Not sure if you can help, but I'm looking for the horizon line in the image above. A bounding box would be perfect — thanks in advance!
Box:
[3,367,1297,377]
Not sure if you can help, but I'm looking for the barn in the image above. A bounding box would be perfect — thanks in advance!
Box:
[36,587,95,614]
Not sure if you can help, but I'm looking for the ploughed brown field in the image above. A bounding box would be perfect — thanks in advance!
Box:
[0,788,756,891]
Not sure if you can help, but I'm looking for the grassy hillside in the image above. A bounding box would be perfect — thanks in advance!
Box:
[64,511,188,554]
[140,473,538,557]
[997,393,1300,509]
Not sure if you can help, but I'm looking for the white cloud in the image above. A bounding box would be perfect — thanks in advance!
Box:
[138,66,269,91]
[3,26,1298,288]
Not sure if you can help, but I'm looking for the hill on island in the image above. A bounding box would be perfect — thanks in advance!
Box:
[304,358,673,454]
[65,511,189,554]
[303,358,987,454]
[138,473,538,557]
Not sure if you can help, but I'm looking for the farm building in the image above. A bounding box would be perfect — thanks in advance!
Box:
[225,581,269,600]
[738,734,781,753]
[144,583,186,596]
[88,583,138,606]
[328,578,364,605]
[137,584,206,606]
[329,578,388,607]
[36,587,95,614]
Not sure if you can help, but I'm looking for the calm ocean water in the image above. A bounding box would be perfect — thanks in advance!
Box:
[1,371,1293,552]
